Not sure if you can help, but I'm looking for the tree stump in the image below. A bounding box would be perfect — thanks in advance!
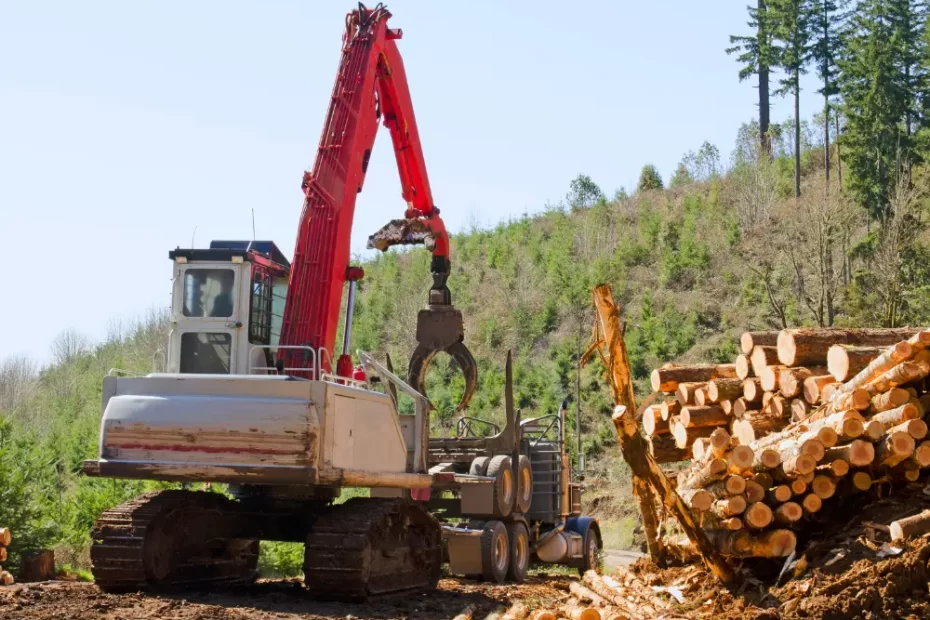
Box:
[21,549,55,582]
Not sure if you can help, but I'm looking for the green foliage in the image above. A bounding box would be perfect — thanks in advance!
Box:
[258,541,304,578]
[636,165,664,192]
[566,174,604,211]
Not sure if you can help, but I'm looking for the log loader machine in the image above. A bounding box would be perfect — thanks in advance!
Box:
[83,3,600,599]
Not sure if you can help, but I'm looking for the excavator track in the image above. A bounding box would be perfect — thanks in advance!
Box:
[90,490,258,591]
[303,497,441,600]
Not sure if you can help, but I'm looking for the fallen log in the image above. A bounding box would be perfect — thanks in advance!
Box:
[751,346,781,376]
[790,399,810,421]
[649,435,689,463]
[708,378,744,403]
[819,458,850,477]
[642,406,669,437]
[875,431,916,467]
[558,602,601,620]
[501,602,529,620]
[778,328,921,367]
[891,419,929,441]
[828,344,908,382]
[568,582,607,607]
[869,388,911,414]
[659,400,681,421]
[744,502,774,529]
[736,354,753,380]
[703,475,747,498]
[890,509,930,541]
[728,445,755,472]
[913,441,930,467]
[695,387,710,406]
[768,485,793,503]
[872,402,921,429]
[774,501,804,524]
[791,479,808,495]
[680,405,729,428]
[810,474,837,499]
[829,330,930,407]
[712,495,747,517]
[750,447,781,471]
[823,440,875,467]
[708,529,797,558]
[760,365,788,393]
[676,382,704,406]
[721,399,734,415]
[742,331,779,355]
[851,471,872,491]
[804,375,835,404]
[863,420,886,441]
[753,472,774,489]
[779,367,826,398]
[680,457,727,488]
[733,397,761,418]
[802,493,823,514]
[743,378,764,403]
[868,356,930,396]
[651,364,737,393]
[0,528,10,547]
[672,422,718,449]
[832,388,872,411]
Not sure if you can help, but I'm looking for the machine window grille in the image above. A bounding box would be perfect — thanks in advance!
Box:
[180,332,232,374]
[183,269,235,318]
[249,271,274,345]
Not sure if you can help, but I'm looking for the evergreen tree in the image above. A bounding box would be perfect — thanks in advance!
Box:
[728,0,778,154]
[770,0,814,198]
[637,165,664,192]
[838,0,903,218]
[809,0,848,185]
[888,0,928,173]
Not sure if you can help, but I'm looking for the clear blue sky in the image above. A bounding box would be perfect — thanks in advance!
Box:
[0,0,823,362]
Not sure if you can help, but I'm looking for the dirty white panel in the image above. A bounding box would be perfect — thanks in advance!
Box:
[330,391,406,472]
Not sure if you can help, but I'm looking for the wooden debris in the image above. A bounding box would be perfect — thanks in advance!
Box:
[890,510,930,541]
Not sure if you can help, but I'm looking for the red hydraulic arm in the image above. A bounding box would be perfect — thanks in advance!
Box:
[279,3,475,410]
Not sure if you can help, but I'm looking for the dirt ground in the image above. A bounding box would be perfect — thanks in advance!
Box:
[0,575,569,620]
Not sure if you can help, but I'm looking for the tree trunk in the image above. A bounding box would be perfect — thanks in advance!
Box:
[680,405,729,428]
[642,406,669,436]
[828,345,906,382]
[708,529,796,558]
[890,510,930,541]
[751,346,781,376]
[736,354,753,380]
[823,439,874,467]
[708,378,744,403]
[779,367,825,398]
[875,431,916,467]
[769,485,793,503]
[672,422,718,449]
[869,388,910,414]
[759,0,771,157]
[660,400,681,421]
[744,502,774,529]
[649,435,689,463]
[803,374,835,404]
[760,365,788,392]
[828,332,930,407]
[794,81,801,198]
[872,402,921,429]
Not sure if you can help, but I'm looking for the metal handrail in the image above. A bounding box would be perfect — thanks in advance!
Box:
[248,344,319,378]
[456,416,501,438]
[521,414,561,448]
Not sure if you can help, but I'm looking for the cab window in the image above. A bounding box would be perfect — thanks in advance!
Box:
[183,269,235,318]
[180,332,232,374]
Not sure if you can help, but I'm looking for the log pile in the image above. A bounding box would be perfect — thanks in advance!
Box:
[0,527,13,585]
[644,328,930,559]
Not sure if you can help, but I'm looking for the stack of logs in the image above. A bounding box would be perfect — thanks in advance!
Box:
[451,568,669,620]
[0,528,13,585]
[642,327,930,559]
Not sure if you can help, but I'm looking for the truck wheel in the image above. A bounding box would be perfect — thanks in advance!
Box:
[578,524,603,576]
[515,455,533,514]
[469,456,491,476]
[480,521,509,583]
[486,455,514,517]
[505,522,529,583]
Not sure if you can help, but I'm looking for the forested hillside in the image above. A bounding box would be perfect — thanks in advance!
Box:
[5,0,930,574]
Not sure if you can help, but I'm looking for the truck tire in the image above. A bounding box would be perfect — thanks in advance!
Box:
[505,522,529,583]
[469,456,491,476]
[486,455,514,517]
[515,455,533,514]
[578,524,603,576]
[480,520,509,583]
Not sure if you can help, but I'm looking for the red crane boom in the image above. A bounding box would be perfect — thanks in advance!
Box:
[279,3,475,409]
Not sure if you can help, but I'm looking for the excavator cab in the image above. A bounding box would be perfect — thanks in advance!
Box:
[164,241,290,375]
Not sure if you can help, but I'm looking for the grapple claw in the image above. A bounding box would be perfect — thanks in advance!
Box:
[407,305,478,414]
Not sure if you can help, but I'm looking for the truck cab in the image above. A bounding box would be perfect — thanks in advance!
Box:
[166,241,290,376]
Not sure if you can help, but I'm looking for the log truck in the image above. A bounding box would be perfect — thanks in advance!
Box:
[82,3,600,599]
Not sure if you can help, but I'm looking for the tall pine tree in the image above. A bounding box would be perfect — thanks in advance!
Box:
[809,0,848,185]
[838,0,903,218]
[770,0,813,197]
[728,0,778,155]
[888,0,928,176]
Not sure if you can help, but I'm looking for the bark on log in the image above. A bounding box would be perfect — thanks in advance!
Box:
[709,529,797,558]
[769,485,793,503]
[743,479,765,503]
[828,344,909,382]
[751,448,781,471]
[804,375,835,404]
[660,400,681,421]
[742,331,780,355]
[712,495,747,517]
[890,419,929,441]
[753,471,774,489]
[651,364,737,393]
[805,409,865,441]
[872,402,921,429]
[680,458,727,488]
[829,331,930,407]
[913,441,930,467]
[875,431,916,467]
[568,582,606,607]
[558,603,600,620]
[780,454,817,477]
[672,422,718,449]
[832,388,871,411]
[709,428,732,457]
[703,475,747,498]
[779,367,826,398]
[649,435,689,463]
[744,502,774,529]
[869,388,911,414]
[790,399,810,422]
[778,328,921,367]
[708,378,744,403]
[21,549,55,582]
[695,386,710,406]
[743,379,764,403]
[869,359,930,395]
[824,440,875,467]
[751,346,781,377]
[680,405,729,428]
[676,382,704,406]
[890,510,930,541]
[736,354,753,380]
